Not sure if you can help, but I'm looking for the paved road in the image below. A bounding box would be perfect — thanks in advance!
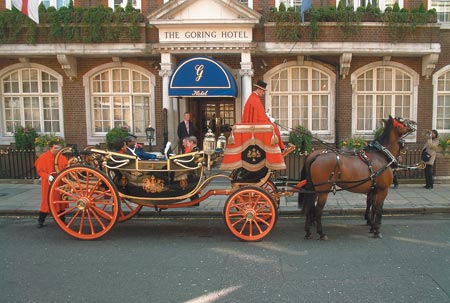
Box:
[1,215,449,303]
[0,181,449,216]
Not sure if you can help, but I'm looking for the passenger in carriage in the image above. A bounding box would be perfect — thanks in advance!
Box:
[182,138,191,153]
[113,138,127,154]
[186,136,200,152]
[124,136,157,160]
[242,80,285,151]
[183,136,200,205]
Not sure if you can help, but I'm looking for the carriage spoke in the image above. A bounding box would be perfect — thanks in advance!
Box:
[224,186,277,242]
[49,165,119,240]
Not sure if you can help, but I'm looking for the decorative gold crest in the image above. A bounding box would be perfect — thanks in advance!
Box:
[247,147,261,162]
[180,176,188,190]
[142,175,165,193]
[131,171,143,177]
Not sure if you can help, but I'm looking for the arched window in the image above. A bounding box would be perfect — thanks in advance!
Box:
[1,64,64,143]
[84,63,155,145]
[433,66,450,134]
[267,62,335,141]
[351,62,418,138]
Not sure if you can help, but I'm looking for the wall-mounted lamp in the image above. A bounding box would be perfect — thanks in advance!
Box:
[261,59,268,69]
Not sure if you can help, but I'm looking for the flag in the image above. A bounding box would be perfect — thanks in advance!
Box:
[11,0,40,24]
[301,0,312,24]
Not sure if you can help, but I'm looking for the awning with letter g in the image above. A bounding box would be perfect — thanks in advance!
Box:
[168,56,237,98]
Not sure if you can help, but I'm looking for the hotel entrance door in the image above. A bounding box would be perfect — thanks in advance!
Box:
[200,99,235,137]
[192,99,235,146]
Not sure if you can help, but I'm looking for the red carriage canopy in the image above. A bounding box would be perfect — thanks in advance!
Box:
[220,123,286,171]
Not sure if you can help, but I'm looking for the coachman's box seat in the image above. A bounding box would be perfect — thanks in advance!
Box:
[221,123,286,182]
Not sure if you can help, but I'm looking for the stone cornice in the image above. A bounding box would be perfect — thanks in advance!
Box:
[153,43,257,53]
[0,43,150,58]
[259,42,441,56]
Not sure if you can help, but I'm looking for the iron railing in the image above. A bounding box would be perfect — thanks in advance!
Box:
[0,147,431,181]
[0,149,38,179]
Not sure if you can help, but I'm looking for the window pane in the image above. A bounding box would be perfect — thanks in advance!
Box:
[91,68,151,136]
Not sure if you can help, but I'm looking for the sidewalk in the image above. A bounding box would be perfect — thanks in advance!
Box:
[0,180,449,217]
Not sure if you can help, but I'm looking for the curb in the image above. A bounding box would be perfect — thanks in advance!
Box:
[3,207,449,218]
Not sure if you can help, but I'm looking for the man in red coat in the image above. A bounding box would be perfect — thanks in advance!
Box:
[34,141,68,228]
[242,80,285,150]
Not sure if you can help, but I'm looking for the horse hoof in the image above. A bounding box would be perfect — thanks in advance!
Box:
[305,233,313,240]
[319,235,328,241]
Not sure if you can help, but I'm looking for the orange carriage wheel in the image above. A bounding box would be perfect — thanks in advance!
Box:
[117,198,143,222]
[224,186,277,242]
[48,165,120,240]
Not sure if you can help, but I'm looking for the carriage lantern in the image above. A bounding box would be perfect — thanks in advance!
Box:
[216,133,226,151]
[203,129,216,170]
[145,125,155,151]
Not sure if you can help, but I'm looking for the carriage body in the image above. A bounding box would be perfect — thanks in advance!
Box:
[48,123,296,241]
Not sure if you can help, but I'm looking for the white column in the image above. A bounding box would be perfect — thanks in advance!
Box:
[240,52,254,106]
[159,53,176,144]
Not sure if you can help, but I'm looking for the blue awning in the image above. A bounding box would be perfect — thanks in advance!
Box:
[169,57,237,98]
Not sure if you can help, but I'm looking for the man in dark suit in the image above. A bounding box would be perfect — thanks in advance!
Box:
[177,112,194,153]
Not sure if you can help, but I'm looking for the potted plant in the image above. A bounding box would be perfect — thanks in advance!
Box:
[339,135,367,151]
[34,133,66,155]
[438,134,450,156]
[13,126,38,151]
[106,126,130,150]
[289,125,313,155]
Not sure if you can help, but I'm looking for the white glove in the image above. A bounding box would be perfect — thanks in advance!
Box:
[48,175,54,182]
[164,141,172,158]
[266,112,276,123]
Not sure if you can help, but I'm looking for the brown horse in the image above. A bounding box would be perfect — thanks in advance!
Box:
[299,116,416,239]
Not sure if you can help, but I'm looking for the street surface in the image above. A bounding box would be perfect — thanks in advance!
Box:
[1,214,449,303]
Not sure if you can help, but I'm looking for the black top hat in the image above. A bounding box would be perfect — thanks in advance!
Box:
[254,80,267,90]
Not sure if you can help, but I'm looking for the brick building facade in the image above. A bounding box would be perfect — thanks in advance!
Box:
[1,0,449,178]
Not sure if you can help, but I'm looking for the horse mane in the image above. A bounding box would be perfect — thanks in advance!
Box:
[374,116,394,146]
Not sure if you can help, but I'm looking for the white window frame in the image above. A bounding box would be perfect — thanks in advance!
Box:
[108,0,142,10]
[428,0,450,27]
[432,65,450,136]
[83,62,155,146]
[6,0,70,9]
[351,61,418,141]
[336,0,403,10]
[275,0,302,10]
[0,63,64,145]
[239,0,253,9]
[266,60,336,143]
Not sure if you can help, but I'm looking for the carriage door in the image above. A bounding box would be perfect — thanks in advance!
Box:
[196,99,235,145]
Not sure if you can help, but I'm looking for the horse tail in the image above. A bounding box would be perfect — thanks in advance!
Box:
[297,153,318,210]
[297,157,307,209]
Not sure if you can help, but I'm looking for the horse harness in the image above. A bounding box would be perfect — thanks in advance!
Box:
[315,144,397,194]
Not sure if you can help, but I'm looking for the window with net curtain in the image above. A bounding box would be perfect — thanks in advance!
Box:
[354,66,413,134]
[91,68,151,137]
[2,68,62,135]
[436,70,450,131]
[109,0,141,9]
[429,0,450,23]
[269,66,331,133]
[337,0,403,10]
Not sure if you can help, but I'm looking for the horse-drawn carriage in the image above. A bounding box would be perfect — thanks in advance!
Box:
[48,116,419,241]
[48,123,297,241]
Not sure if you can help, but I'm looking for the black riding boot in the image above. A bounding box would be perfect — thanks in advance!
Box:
[37,212,48,228]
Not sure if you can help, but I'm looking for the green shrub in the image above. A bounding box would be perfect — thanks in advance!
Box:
[106,127,129,150]
[14,126,38,150]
